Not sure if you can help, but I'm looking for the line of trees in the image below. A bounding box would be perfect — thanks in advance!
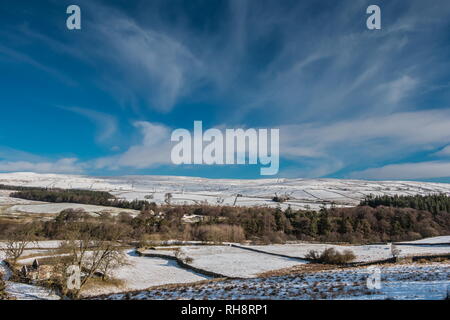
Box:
[2,203,448,244]
[360,194,450,214]
[6,187,156,211]
[2,188,449,244]
[181,204,450,243]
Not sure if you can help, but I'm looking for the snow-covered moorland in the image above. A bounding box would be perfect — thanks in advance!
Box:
[1,172,449,300]
[2,172,450,210]
[99,262,450,300]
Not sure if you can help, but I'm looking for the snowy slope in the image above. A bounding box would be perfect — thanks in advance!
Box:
[99,262,450,300]
[1,172,450,210]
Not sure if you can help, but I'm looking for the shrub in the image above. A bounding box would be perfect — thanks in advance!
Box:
[305,250,321,260]
[174,249,194,264]
[272,193,291,203]
[305,248,356,265]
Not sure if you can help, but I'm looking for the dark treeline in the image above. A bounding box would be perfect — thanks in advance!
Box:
[164,205,450,243]
[2,187,449,243]
[7,187,155,211]
[360,194,450,214]
[10,189,114,204]
[2,204,448,244]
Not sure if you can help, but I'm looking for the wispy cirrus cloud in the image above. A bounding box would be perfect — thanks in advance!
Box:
[434,145,450,157]
[280,109,450,177]
[0,45,76,86]
[80,3,205,112]
[1,0,450,180]
[350,161,450,180]
[0,158,83,174]
[61,106,118,143]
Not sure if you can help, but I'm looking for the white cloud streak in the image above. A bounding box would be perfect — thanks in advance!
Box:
[350,161,450,180]
[94,121,172,169]
[0,158,83,174]
[62,106,118,143]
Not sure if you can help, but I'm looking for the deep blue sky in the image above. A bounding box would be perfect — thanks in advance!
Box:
[1,0,450,180]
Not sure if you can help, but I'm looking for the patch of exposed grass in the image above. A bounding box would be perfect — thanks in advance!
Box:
[82,277,126,292]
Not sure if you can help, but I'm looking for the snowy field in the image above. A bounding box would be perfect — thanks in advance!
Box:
[1,239,449,300]
[239,242,450,263]
[399,236,450,244]
[100,262,450,300]
[0,190,42,205]
[3,280,60,300]
[82,250,210,297]
[4,203,139,217]
[0,241,61,250]
[0,186,139,219]
[2,172,450,210]
[177,246,306,278]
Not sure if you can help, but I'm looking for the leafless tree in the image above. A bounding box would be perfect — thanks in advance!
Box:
[5,224,37,265]
[56,223,128,297]
[98,249,127,281]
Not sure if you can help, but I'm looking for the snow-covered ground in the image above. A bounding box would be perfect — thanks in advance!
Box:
[0,241,63,250]
[2,172,450,210]
[399,236,450,244]
[3,281,60,300]
[239,242,450,263]
[100,262,450,300]
[0,185,139,219]
[5,203,139,217]
[2,239,449,299]
[0,190,42,205]
[177,246,306,278]
[82,250,210,297]
[0,250,60,300]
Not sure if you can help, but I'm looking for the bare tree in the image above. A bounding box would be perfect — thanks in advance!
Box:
[56,223,128,297]
[98,249,127,281]
[5,224,37,265]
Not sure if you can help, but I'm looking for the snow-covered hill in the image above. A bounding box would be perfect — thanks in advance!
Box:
[1,172,450,210]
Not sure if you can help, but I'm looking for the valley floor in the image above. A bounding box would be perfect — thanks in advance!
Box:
[98,262,450,300]
[2,237,449,300]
